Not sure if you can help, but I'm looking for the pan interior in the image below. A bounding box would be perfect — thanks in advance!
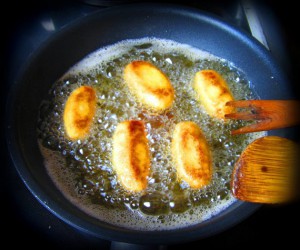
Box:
[37,37,265,231]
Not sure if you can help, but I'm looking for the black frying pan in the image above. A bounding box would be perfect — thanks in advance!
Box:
[5,2,297,246]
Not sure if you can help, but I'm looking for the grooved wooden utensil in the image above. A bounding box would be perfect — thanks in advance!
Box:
[231,136,299,204]
[225,100,300,135]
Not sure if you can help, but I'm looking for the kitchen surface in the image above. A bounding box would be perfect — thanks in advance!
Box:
[2,0,299,248]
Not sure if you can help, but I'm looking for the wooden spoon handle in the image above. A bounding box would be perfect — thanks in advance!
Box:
[226,100,300,134]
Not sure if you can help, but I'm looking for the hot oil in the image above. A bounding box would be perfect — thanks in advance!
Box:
[37,38,265,230]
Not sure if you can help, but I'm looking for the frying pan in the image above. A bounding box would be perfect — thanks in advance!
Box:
[5,2,296,246]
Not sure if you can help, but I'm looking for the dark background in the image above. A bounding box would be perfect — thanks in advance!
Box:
[1,0,299,248]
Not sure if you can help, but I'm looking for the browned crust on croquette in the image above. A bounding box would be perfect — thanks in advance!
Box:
[124,61,174,111]
[172,121,212,189]
[72,87,96,130]
[63,86,96,140]
[201,70,229,96]
[112,120,150,191]
[181,131,205,179]
[193,70,235,119]
[128,120,147,181]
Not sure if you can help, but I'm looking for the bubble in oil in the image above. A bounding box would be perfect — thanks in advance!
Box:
[139,192,170,215]
[169,193,192,214]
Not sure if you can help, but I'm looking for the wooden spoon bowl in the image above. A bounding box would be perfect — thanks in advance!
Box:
[231,136,299,204]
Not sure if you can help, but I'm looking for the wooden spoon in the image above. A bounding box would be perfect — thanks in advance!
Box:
[231,136,299,204]
[225,100,300,135]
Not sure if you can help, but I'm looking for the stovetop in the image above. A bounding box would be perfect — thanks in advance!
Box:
[2,0,299,248]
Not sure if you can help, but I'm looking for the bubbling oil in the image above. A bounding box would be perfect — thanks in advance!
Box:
[37,37,265,230]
